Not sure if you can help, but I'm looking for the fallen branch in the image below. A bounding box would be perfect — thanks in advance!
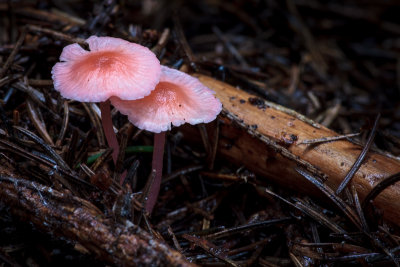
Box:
[0,175,194,267]
[184,74,400,226]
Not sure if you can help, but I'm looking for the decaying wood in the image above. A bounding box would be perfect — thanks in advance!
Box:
[0,175,194,267]
[185,74,400,226]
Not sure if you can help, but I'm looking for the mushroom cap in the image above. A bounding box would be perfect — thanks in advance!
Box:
[110,66,222,133]
[51,36,161,102]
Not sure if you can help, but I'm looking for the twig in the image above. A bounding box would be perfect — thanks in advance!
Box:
[182,234,239,267]
[264,187,347,234]
[351,185,370,232]
[14,126,71,172]
[336,113,380,195]
[56,101,69,146]
[205,218,291,240]
[297,132,360,145]
[162,165,204,184]
[151,28,170,57]
[26,24,86,45]
[173,16,197,71]
[0,27,26,78]
[295,167,362,229]
[26,99,54,146]
[362,172,400,210]
[82,103,106,147]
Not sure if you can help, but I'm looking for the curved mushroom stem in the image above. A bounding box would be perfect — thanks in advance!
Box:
[145,131,166,214]
[99,100,119,164]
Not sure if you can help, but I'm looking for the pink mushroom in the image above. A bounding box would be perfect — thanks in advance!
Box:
[52,36,161,163]
[111,66,222,213]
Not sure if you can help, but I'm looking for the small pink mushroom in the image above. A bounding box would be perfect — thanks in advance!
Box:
[52,36,161,102]
[110,66,222,133]
[52,36,161,163]
[111,66,222,213]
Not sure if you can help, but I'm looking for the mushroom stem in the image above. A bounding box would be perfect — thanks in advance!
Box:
[145,131,166,214]
[99,100,119,164]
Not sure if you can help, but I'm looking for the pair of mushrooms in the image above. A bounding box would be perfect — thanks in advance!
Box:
[52,36,222,213]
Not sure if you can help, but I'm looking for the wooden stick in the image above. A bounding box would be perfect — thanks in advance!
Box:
[0,175,194,267]
[184,74,400,226]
